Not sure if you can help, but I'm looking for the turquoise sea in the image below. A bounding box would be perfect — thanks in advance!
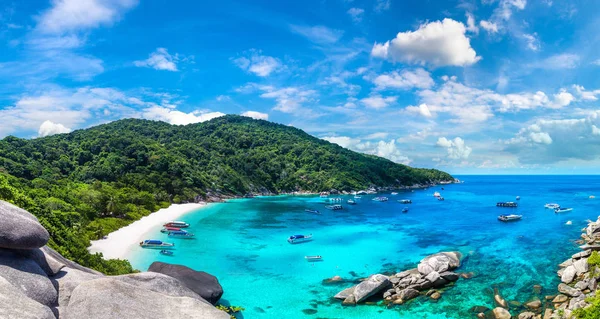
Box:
[128,176,600,318]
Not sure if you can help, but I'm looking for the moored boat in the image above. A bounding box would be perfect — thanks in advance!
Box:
[402,207,409,213]
[163,221,190,228]
[354,195,362,199]
[140,240,175,249]
[372,197,388,202]
[398,199,412,204]
[347,199,356,205]
[544,203,560,209]
[516,196,520,200]
[498,214,522,222]
[438,197,445,201]
[288,234,313,244]
[433,192,441,198]
[305,255,322,261]
[305,209,321,215]
[555,207,573,213]
[325,204,343,210]
[168,230,195,239]
[159,250,174,256]
[160,226,182,233]
[319,192,329,198]
[391,192,398,195]
[497,202,518,207]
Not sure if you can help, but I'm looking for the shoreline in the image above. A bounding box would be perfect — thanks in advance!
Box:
[88,203,209,260]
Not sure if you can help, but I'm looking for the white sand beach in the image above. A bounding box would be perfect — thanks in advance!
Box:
[88,203,208,260]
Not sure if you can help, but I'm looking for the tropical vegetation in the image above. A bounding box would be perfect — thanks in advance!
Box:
[0,115,452,273]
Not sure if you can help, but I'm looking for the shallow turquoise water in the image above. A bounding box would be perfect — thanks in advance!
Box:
[128,176,600,318]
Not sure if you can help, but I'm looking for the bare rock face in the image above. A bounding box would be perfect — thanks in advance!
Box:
[561,265,576,284]
[0,249,57,307]
[558,283,582,297]
[148,262,224,305]
[417,252,462,275]
[62,278,230,319]
[0,200,49,250]
[352,274,391,303]
[52,267,101,307]
[492,307,511,319]
[0,276,55,319]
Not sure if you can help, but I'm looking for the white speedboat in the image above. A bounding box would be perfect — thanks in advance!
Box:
[354,195,362,199]
[555,207,573,213]
[140,240,175,249]
[372,197,388,202]
[398,199,412,204]
[402,207,409,213]
[498,214,522,222]
[325,204,343,210]
[545,203,560,209]
[516,196,520,200]
[391,192,398,195]
[347,199,356,205]
[288,234,313,244]
[433,192,441,198]
[305,209,321,215]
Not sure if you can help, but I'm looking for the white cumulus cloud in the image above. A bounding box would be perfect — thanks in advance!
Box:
[323,135,411,164]
[143,106,225,125]
[436,137,472,159]
[36,0,138,34]
[347,8,364,23]
[371,18,480,67]
[38,120,71,137]
[233,50,283,77]
[134,48,179,71]
[406,103,433,118]
[360,94,398,109]
[479,20,499,33]
[371,68,434,90]
[241,111,269,120]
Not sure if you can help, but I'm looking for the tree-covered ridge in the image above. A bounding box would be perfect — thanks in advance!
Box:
[0,115,452,273]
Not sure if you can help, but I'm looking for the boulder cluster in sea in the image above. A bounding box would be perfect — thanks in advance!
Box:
[333,251,463,306]
[0,200,229,319]
[545,216,600,318]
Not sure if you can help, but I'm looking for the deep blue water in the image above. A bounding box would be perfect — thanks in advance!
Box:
[128,175,600,318]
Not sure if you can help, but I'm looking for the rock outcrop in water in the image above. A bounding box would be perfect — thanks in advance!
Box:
[0,200,229,319]
[334,251,463,306]
[545,216,600,318]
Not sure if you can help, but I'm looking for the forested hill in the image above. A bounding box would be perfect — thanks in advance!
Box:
[0,115,452,273]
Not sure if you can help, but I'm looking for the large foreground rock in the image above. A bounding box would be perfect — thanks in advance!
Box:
[0,276,55,319]
[417,252,462,275]
[148,262,223,304]
[353,274,390,303]
[0,200,49,249]
[52,267,101,307]
[0,249,57,307]
[113,272,211,304]
[63,278,229,319]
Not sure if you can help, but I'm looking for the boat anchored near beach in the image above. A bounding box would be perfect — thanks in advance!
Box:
[168,230,195,239]
[402,207,409,213]
[160,250,174,256]
[161,226,182,233]
[498,214,522,222]
[288,234,313,244]
[347,199,356,205]
[325,204,343,210]
[163,221,190,228]
[372,196,388,202]
[398,199,412,204]
[140,240,175,249]
[544,203,560,209]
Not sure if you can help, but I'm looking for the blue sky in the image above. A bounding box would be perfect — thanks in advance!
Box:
[1,0,600,174]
